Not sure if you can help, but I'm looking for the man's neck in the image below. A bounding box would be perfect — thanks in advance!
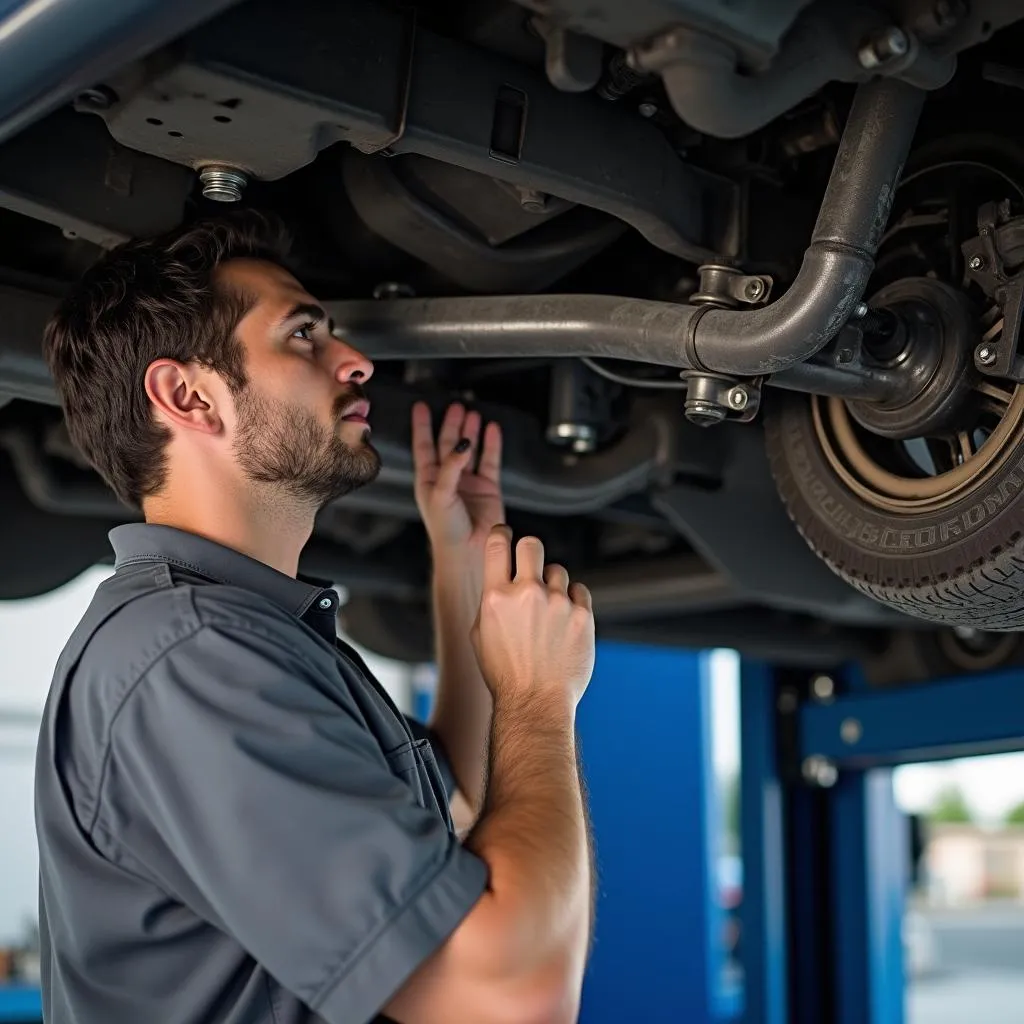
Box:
[143,482,315,578]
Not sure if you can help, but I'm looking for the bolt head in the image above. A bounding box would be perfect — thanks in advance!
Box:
[969,254,985,271]
[728,387,749,410]
[853,301,869,320]
[777,688,799,714]
[75,85,118,111]
[811,673,835,701]
[802,756,839,789]
[977,344,997,366]
[882,26,909,56]
[858,26,909,69]
[840,717,863,745]
[744,278,765,301]
[638,101,658,118]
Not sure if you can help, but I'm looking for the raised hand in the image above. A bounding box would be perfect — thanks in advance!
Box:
[411,401,504,551]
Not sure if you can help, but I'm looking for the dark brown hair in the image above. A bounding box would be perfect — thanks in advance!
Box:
[43,211,291,509]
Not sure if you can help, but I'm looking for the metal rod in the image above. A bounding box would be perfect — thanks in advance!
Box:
[333,80,926,381]
[693,79,926,374]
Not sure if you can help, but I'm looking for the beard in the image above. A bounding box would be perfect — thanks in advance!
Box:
[231,384,381,509]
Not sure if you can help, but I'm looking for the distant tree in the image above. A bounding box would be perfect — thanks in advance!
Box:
[1005,800,1024,826]
[929,783,974,824]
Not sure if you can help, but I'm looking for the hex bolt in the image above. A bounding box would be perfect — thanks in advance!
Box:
[858,26,909,69]
[372,281,415,300]
[777,687,799,714]
[199,165,249,203]
[977,344,997,366]
[811,673,835,702]
[638,101,658,118]
[802,755,839,789]
[728,387,749,411]
[852,301,869,320]
[969,254,985,271]
[837,347,855,364]
[517,187,548,213]
[744,278,765,301]
[840,717,863,745]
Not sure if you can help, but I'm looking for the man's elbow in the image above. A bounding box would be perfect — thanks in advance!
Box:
[452,903,586,1024]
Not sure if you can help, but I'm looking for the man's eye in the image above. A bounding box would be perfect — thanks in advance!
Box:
[292,322,319,343]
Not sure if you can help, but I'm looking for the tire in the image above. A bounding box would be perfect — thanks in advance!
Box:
[765,391,1024,630]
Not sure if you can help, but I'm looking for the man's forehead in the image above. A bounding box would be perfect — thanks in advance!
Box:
[217,257,314,315]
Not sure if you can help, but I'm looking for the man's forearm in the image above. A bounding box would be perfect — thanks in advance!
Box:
[428,554,492,812]
[464,697,592,991]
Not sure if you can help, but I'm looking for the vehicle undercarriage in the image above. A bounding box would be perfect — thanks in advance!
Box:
[4,0,1024,680]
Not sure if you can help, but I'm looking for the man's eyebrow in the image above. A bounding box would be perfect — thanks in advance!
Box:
[276,302,326,327]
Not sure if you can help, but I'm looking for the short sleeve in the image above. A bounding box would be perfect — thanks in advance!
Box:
[96,615,488,1024]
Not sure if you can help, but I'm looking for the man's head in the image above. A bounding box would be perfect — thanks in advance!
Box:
[44,212,380,513]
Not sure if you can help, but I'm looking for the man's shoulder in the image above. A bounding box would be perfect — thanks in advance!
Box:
[74,568,324,688]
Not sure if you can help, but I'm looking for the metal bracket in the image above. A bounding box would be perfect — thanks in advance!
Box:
[962,199,1024,382]
[691,263,773,308]
[682,372,762,426]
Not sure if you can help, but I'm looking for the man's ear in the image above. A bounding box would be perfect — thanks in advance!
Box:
[144,359,223,435]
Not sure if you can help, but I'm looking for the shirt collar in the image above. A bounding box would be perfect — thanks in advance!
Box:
[108,523,338,626]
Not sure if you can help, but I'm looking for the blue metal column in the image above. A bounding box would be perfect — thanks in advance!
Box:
[831,768,908,1024]
[576,642,727,1024]
[737,661,788,1024]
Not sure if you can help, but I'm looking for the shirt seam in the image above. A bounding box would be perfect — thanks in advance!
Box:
[116,553,321,617]
[310,841,460,1011]
[86,588,206,836]
[89,596,352,836]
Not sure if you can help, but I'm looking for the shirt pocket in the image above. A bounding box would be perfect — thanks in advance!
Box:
[384,738,450,828]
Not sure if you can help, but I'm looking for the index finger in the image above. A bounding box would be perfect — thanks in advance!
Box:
[411,401,438,472]
[483,524,513,590]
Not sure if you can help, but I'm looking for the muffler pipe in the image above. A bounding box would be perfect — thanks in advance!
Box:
[330,79,924,381]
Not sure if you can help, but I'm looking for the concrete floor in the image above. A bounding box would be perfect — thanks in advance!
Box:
[907,906,1024,1024]
[909,969,1024,1024]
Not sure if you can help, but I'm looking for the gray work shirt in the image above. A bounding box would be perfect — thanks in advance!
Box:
[34,523,488,1024]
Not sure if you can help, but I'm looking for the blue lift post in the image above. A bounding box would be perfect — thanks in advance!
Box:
[738,659,1024,1024]
[575,642,738,1024]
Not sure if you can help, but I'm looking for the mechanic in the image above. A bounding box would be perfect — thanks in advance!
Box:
[34,211,596,1024]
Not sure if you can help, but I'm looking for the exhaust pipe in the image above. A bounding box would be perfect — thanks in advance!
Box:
[328,79,924,380]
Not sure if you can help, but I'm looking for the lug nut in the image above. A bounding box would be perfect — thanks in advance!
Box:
[977,344,997,366]
[199,165,249,203]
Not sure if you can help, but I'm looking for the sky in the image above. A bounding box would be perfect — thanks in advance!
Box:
[3,572,1024,945]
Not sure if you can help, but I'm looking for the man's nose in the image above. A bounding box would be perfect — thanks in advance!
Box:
[332,339,374,384]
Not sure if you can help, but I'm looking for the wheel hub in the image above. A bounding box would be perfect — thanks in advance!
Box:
[846,278,978,440]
